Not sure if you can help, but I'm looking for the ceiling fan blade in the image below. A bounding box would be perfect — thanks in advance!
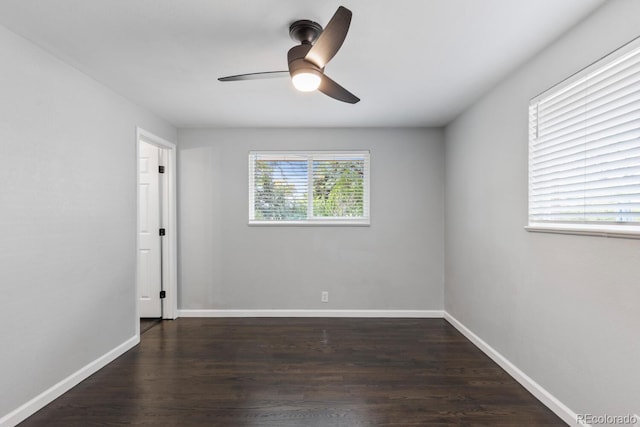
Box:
[218,71,289,81]
[305,6,352,68]
[318,74,360,104]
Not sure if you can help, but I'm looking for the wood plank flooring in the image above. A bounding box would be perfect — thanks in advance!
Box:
[140,317,162,334]
[20,318,565,426]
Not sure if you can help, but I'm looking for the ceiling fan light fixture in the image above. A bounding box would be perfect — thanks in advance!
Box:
[218,6,359,103]
[291,71,321,92]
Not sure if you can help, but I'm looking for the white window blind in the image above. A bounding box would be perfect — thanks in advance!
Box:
[249,151,370,225]
[528,38,640,235]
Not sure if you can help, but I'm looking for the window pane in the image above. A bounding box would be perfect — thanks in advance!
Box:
[528,40,640,230]
[312,158,365,217]
[253,160,308,220]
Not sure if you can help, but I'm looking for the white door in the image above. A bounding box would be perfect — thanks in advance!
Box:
[138,141,162,317]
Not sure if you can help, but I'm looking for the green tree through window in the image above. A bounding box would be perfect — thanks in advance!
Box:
[313,159,364,217]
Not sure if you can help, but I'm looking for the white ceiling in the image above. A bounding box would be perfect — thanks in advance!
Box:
[0,0,604,128]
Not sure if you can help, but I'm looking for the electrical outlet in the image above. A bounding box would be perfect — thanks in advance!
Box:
[321,291,329,303]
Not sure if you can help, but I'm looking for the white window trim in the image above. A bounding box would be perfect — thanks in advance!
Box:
[525,224,640,239]
[526,35,640,239]
[248,150,371,226]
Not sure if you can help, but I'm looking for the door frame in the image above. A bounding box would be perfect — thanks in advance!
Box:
[135,127,178,333]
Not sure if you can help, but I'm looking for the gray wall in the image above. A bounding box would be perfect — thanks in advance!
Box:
[178,128,444,311]
[0,25,176,416]
[445,0,640,419]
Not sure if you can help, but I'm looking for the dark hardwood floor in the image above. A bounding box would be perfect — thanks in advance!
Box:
[20,318,565,426]
[140,317,162,334]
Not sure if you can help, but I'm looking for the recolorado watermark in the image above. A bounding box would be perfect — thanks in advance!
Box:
[576,413,638,425]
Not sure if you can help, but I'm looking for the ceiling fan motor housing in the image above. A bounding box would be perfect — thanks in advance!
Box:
[287,20,324,79]
[288,44,323,79]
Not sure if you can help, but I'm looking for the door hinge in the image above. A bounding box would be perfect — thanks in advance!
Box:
[159,228,166,236]
[158,165,165,174]
[159,290,166,299]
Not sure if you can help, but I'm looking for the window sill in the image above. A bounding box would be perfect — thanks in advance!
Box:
[525,224,640,239]
[249,219,370,227]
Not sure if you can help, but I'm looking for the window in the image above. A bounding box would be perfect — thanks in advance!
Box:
[527,38,640,237]
[248,151,370,225]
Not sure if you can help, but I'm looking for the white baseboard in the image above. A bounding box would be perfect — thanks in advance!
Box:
[443,312,586,427]
[178,309,444,318]
[0,335,139,427]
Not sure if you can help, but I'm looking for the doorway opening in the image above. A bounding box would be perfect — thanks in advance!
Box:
[136,128,177,337]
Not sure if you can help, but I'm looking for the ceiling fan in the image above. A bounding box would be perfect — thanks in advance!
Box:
[218,6,360,104]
